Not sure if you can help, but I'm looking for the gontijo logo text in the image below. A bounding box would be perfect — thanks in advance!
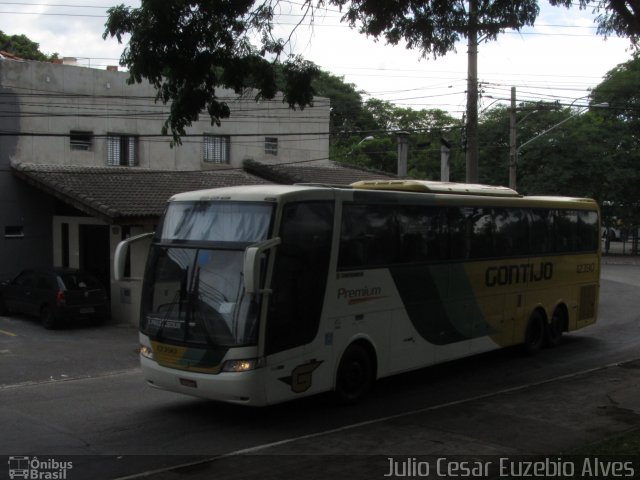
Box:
[8,456,73,479]
[485,262,553,287]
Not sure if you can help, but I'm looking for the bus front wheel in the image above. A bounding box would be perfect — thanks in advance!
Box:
[334,343,374,405]
[523,311,545,355]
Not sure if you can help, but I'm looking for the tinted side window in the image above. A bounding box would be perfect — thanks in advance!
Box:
[14,272,34,287]
[266,202,334,355]
[529,209,555,255]
[556,210,579,252]
[396,206,447,263]
[470,208,493,259]
[494,208,529,256]
[578,210,599,251]
[448,207,471,260]
[36,275,55,290]
[338,204,397,269]
[60,273,102,290]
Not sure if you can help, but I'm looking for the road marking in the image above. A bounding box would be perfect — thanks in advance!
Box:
[114,357,640,480]
[0,368,140,390]
[0,329,16,337]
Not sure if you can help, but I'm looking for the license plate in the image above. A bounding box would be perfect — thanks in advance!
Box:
[80,307,95,314]
[179,378,198,388]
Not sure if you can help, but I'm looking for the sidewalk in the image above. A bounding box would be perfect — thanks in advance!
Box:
[141,359,640,479]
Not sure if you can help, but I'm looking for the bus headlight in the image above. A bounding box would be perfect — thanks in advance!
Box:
[222,358,261,373]
[140,344,154,360]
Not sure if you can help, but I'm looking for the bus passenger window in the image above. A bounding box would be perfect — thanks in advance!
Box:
[470,208,493,259]
[265,202,334,355]
[578,210,599,251]
[448,207,471,260]
[529,209,555,255]
[556,210,579,252]
[339,204,397,269]
[494,208,529,256]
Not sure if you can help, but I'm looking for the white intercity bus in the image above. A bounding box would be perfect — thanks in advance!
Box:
[114,180,601,406]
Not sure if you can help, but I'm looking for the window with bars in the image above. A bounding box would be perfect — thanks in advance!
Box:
[265,137,278,155]
[203,135,230,164]
[70,131,93,151]
[107,134,138,166]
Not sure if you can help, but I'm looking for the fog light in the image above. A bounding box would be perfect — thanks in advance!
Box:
[140,344,154,360]
[222,359,260,372]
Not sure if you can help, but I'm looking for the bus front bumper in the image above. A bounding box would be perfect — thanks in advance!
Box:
[140,356,268,406]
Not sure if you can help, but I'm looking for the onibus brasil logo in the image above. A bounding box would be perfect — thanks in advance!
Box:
[8,456,73,479]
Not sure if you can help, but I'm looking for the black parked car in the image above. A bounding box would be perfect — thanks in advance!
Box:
[0,268,110,329]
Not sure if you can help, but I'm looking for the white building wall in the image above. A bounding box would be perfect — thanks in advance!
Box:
[4,58,330,170]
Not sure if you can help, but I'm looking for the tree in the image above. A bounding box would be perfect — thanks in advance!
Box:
[550,0,640,46]
[105,0,640,150]
[0,31,58,61]
[325,0,542,183]
[311,70,377,146]
[103,1,320,144]
[477,102,616,200]
[334,99,463,178]
[589,53,640,243]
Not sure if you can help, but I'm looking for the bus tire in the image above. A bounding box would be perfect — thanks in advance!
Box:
[523,311,545,355]
[544,308,565,348]
[334,343,375,405]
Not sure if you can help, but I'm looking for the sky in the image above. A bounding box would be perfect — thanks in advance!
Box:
[0,1,636,119]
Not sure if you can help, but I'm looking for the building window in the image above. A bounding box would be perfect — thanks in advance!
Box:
[265,137,278,155]
[203,135,230,164]
[107,134,138,166]
[70,131,92,151]
[4,225,24,239]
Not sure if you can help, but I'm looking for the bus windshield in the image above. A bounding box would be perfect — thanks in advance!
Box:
[160,201,272,243]
[140,201,274,347]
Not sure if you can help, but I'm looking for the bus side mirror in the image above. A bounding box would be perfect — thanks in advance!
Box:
[243,238,281,294]
[113,232,154,281]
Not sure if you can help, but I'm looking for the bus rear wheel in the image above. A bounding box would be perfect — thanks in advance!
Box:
[334,343,374,405]
[544,308,565,348]
[523,311,545,355]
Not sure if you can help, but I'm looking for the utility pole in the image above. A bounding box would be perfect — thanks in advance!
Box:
[397,132,408,177]
[509,87,517,189]
[440,137,451,182]
[465,0,479,184]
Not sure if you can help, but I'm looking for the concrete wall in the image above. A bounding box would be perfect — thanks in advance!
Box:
[2,58,330,170]
[0,62,54,280]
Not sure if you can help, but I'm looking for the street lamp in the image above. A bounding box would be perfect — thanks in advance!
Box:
[508,102,608,190]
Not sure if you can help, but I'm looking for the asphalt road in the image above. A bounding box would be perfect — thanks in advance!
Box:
[0,263,638,479]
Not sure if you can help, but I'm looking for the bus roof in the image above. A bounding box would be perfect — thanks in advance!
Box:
[351,180,521,197]
[168,184,325,203]
[167,181,598,210]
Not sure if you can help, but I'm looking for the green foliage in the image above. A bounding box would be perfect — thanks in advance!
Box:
[311,70,377,143]
[329,96,463,179]
[0,31,58,61]
[104,1,319,144]
[328,0,540,58]
[477,102,617,200]
[550,0,640,47]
